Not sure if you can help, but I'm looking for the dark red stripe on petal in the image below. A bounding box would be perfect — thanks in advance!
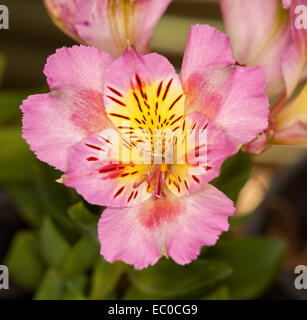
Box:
[135,74,145,99]
[127,191,134,203]
[133,92,143,112]
[107,86,123,97]
[184,180,189,191]
[100,136,112,144]
[162,79,173,101]
[135,74,143,89]
[192,175,200,183]
[114,186,125,198]
[118,126,134,130]
[109,113,130,120]
[157,81,163,98]
[171,116,183,126]
[87,157,98,161]
[99,166,117,173]
[85,144,102,151]
[107,96,126,107]
[168,94,183,111]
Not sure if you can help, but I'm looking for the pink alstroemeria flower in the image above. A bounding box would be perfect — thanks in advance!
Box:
[44,0,172,57]
[21,25,269,269]
[221,0,307,154]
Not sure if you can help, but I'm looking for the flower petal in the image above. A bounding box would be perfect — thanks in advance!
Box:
[75,0,172,57]
[220,0,289,96]
[21,46,114,171]
[64,129,152,207]
[44,0,81,42]
[220,0,281,64]
[274,82,307,146]
[98,184,235,269]
[282,0,307,97]
[103,47,185,152]
[21,93,84,171]
[166,113,237,197]
[180,25,269,145]
[44,45,114,91]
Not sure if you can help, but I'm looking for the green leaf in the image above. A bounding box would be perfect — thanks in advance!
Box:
[7,186,45,227]
[61,236,99,278]
[128,259,232,299]
[202,286,230,300]
[39,217,71,269]
[211,151,251,202]
[89,259,127,300]
[34,269,65,300]
[35,163,77,237]
[5,231,45,291]
[0,90,27,124]
[68,202,99,242]
[122,287,156,300]
[0,126,36,184]
[64,274,88,300]
[0,86,48,125]
[205,237,285,299]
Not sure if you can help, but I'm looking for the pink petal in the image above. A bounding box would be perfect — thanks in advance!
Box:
[220,0,284,64]
[44,0,80,41]
[103,47,185,137]
[98,184,235,269]
[180,25,269,145]
[274,121,307,146]
[64,129,152,207]
[282,0,307,97]
[104,46,179,96]
[21,46,114,171]
[274,82,307,146]
[166,113,237,197]
[282,0,292,9]
[21,93,84,171]
[221,0,291,98]
[44,45,114,91]
[75,0,172,58]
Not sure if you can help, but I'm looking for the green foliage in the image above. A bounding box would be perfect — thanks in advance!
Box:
[128,259,232,299]
[7,186,45,228]
[89,259,127,300]
[5,231,45,291]
[68,202,99,242]
[205,237,285,299]
[0,126,36,184]
[0,90,28,125]
[212,151,251,202]
[35,164,78,238]
[34,269,65,300]
[39,217,71,269]
[202,286,230,300]
[61,236,99,278]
